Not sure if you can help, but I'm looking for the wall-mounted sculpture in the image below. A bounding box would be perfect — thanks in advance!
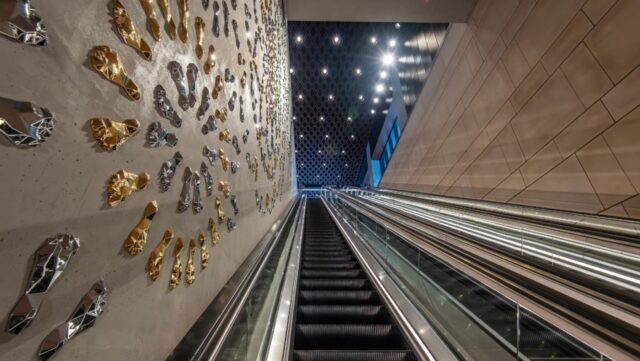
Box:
[215,107,227,122]
[231,19,239,49]
[90,118,140,151]
[239,96,245,122]
[222,0,229,37]
[159,151,183,192]
[112,0,152,61]
[219,128,231,143]
[91,46,140,101]
[219,148,229,171]
[211,1,220,37]
[231,136,240,154]
[168,61,189,111]
[242,130,249,144]
[201,162,213,196]
[230,194,239,215]
[185,239,196,284]
[148,227,173,281]
[107,170,150,207]
[169,238,184,289]
[192,170,203,213]
[146,121,178,147]
[37,280,108,361]
[204,45,216,74]
[202,115,218,135]
[208,217,220,245]
[123,201,158,256]
[6,234,80,334]
[203,145,218,166]
[139,0,161,41]
[228,91,237,111]
[195,16,204,58]
[224,68,235,83]
[153,85,182,127]
[199,232,208,269]
[196,87,210,120]
[230,160,240,174]
[177,0,189,43]
[177,166,193,212]
[252,155,258,181]
[211,75,223,99]
[202,0,209,11]
[186,63,198,108]
[226,218,237,232]
[215,196,225,223]
[0,96,54,146]
[157,0,176,39]
[218,181,230,198]
[0,0,48,46]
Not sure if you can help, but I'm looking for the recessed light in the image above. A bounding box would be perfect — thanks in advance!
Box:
[347,116,352,121]
[325,134,329,139]
[350,135,355,139]
[318,150,322,154]
[322,163,326,166]
[341,149,346,154]
[395,23,401,29]
[355,68,362,76]
[296,35,303,43]
[358,95,364,101]
[319,116,325,121]
[380,71,388,79]
[382,53,395,66]
[289,68,294,74]
[373,97,379,104]
[375,83,385,93]
[371,109,376,114]
[333,35,340,44]
[328,94,334,101]
[297,93,303,100]
[299,134,303,138]
[321,67,328,75]
[371,36,377,44]
[292,116,297,120]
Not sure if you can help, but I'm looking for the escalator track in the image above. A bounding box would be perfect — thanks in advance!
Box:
[292,199,417,361]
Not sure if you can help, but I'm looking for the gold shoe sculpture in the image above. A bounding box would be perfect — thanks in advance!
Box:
[218,181,230,198]
[123,201,158,255]
[195,17,204,58]
[208,218,220,245]
[215,107,227,122]
[148,228,173,281]
[199,232,209,269]
[219,128,231,143]
[107,170,150,207]
[112,0,152,61]
[139,0,161,41]
[157,0,176,39]
[204,46,216,74]
[169,238,184,289]
[211,75,223,99]
[90,118,140,152]
[177,0,189,43]
[215,196,225,223]
[185,239,196,284]
[252,155,258,181]
[91,46,140,101]
[219,149,229,172]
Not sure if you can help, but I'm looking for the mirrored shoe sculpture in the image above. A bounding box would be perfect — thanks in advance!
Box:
[204,45,216,74]
[218,181,230,198]
[159,151,183,191]
[177,166,193,212]
[90,117,140,151]
[196,87,210,120]
[37,280,108,361]
[147,227,173,281]
[6,234,80,334]
[201,162,213,196]
[192,170,203,213]
[203,145,218,166]
[186,63,198,108]
[112,0,152,61]
[0,96,54,146]
[146,121,177,147]
[153,85,182,127]
[0,0,48,46]
[139,0,161,41]
[123,201,158,255]
[226,218,236,232]
[168,61,189,110]
[91,46,140,100]
[230,194,239,215]
[107,170,150,207]
[215,196,225,223]
[201,115,217,135]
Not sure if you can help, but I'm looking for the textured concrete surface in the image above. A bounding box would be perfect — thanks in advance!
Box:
[0,0,292,360]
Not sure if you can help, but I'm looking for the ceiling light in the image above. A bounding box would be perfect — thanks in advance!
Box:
[289,68,294,74]
[382,53,395,66]
[333,35,340,44]
[347,116,352,121]
[371,109,376,114]
[373,97,379,104]
[318,150,322,154]
[375,83,385,93]
[371,36,377,44]
[355,68,362,76]
[301,163,304,166]
[321,67,328,75]
[341,149,346,154]
[292,116,297,120]
[328,94,334,101]
[350,135,355,140]
[325,134,329,139]
[295,35,303,43]
[319,116,325,121]
[395,23,401,29]
[322,163,326,166]
[297,93,303,100]
[389,39,397,48]
[299,134,303,138]
[358,95,364,101]
[380,71,388,79]
[345,163,350,167]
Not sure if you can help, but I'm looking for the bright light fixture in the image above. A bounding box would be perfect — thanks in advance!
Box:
[380,71,388,79]
[289,68,294,74]
[328,94,334,101]
[319,116,325,121]
[382,53,395,66]
[355,68,362,76]
[375,83,385,93]
[333,35,340,44]
[389,39,397,48]
[370,109,376,114]
[321,67,328,75]
[371,36,377,44]
[358,95,364,101]
[395,23,401,29]
[295,35,303,43]
[373,97,379,104]
[297,93,303,100]
[347,116,352,121]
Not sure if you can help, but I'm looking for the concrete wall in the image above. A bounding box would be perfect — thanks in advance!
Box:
[0,0,293,360]
[381,0,640,219]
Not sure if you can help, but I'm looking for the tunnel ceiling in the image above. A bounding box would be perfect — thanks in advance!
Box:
[288,21,447,187]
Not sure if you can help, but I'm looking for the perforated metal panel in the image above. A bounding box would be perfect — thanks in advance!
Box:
[289,22,447,187]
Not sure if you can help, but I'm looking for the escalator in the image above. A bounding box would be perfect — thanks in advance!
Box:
[292,199,416,361]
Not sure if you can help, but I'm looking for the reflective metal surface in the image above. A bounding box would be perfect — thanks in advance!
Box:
[202,114,218,134]
[230,194,239,215]
[195,16,204,58]
[218,180,230,198]
[226,218,236,232]
[91,46,140,101]
[123,200,158,255]
[139,0,161,41]
[177,0,189,43]
[159,151,183,192]
[230,160,240,174]
[90,117,140,151]
[157,0,176,39]
[107,170,150,207]
[204,45,216,74]
[219,148,229,171]
[186,63,198,108]
[200,162,213,196]
[199,231,209,269]
[0,96,54,146]
[148,227,173,281]
[193,170,203,213]
[37,280,108,361]
[208,217,220,245]
[186,239,196,284]
[112,0,151,61]
[212,75,223,99]
[168,61,189,110]
[215,107,227,122]
[153,85,182,127]
[219,128,231,143]
[146,121,178,147]
[177,166,193,213]
[6,233,80,334]
[215,196,225,223]
[203,145,218,166]
[231,135,240,154]
[196,87,210,120]
[0,0,47,46]
[169,238,184,289]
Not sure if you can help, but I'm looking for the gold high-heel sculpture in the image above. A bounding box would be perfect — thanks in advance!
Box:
[195,16,204,58]
[177,0,189,43]
[185,239,196,284]
[147,228,173,281]
[208,218,220,245]
[157,0,177,39]
[199,232,209,269]
[123,201,158,255]
[169,238,184,289]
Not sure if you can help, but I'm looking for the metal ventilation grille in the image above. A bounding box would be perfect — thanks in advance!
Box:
[289,22,447,187]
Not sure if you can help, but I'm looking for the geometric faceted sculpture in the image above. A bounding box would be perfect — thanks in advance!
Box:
[90,118,140,151]
[177,0,189,43]
[169,238,184,290]
[226,217,237,232]
[37,280,107,361]
[159,151,183,192]
[168,61,189,111]
[146,121,177,148]
[112,0,151,61]
[231,135,240,154]
[123,200,158,256]
[6,234,80,335]
[230,160,240,174]
[211,75,223,100]
[204,45,216,75]
[177,166,193,213]
[196,87,210,121]
[0,0,48,46]
[214,107,227,122]
[208,217,220,246]
[201,115,218,135]
[0,96,54,146]
[91,46,140,101]
[252,155,258,181]
[139,0,160,41]
[157,0,176,40]
[194,16,204,58]
[219,148,229,172]
[218,180,230,198]
[186,63,198,108]
[185,239,195,285]
[215,196,225,223]
[201,162,213,196]
[107,170,150,207]
[153,85,182,127]
[218,128,231,143]
[230,194,239,215]
[192,170,203,213]
[212,1,220,38]
[147,227,173,281]
[203,145,218,166]
[199,231,208,269]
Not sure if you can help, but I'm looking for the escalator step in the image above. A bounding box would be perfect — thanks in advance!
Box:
[301,269,363,278]
[304,250,351,256]
[303,262,357,269]
[303,256,354,263]
[297,305,390,324]
[299,290,380,304]
[292,350,417,361]
[294,324,406,350]
[300,278,371,290]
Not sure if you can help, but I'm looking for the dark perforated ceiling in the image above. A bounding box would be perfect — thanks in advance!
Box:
[289,21,447,187]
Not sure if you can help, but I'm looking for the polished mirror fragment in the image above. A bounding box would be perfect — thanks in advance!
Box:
[185,239,196,284]
[112,0,152,61]
[186,63,198,108]
[177,0,189,43]
[169,238,184,289]
[192,170,203,213]
[177,166,193,212]
[37,280,108,361]
[231,19,239,49]
[90,117,140,151]
[6,234,80,334]
[208,217,220,245]
[195,16,204,58]
[226,218,236,232]
[202,114,218,134]
[168,61,189,110]
[215,196,225,223]
[196,87,210,120]
[0,0,47,46]
[147,227,173,281]
[91,46,140,100]
[230,194,239,215]
[123,200,158,256]
[147,121,178,147]
[153,85,182,127]
[157,0,177,39]
[159,151,183,192]
[203,145,218,165]
[107,170,150,207]
[0,96,54,147]
[201,162,213,196]
[139,0,161,41]
[199,232,208,269]
[228,91,237,111]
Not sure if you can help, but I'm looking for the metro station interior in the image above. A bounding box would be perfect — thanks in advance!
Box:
[1,0,639,360]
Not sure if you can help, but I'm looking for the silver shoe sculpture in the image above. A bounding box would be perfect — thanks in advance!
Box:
[168,61,189,111]
[0,96,54,146]
[192,170,203,213]
[186,63,198,108]
[203,145,218,166]
[201,162,213,196]
[201,114,217,135]
[159,151,183,192]
[153,85,182,127]
[196,87,210,120]
[177,166,193,212]
[146,121,177,147]
[0,0,48,46]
